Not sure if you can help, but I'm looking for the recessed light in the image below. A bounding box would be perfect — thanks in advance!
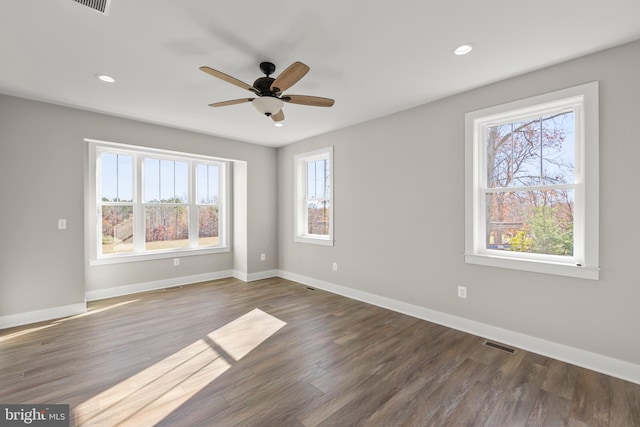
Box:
[96,74,115,83]
[274,122,284,127]
[453,44,473,56]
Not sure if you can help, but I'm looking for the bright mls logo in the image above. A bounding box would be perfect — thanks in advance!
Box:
[1,405,69,426]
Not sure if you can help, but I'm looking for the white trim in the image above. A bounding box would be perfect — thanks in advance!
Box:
[246,269,279,282]
[85,271,233,301]
[277,270,640,385]
[0,302,87,330]
[88,246,231,266]
[232,270,248,282]
[232,269,278,282]
[464,254,600,280]
[293,236,334,246]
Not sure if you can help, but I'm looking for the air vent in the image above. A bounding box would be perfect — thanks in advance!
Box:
[73,0,109,14]
[485,341,516,354]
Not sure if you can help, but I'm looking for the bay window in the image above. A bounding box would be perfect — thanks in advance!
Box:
[87,139,228,264]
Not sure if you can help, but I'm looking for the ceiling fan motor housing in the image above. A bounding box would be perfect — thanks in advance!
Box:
[253,76,276,96]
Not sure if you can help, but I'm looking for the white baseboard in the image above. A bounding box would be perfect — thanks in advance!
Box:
[0,302,87,330]
[278,270,640,385]
[85,270,234,301]
[232,269,279,282]
[232,270,248,282]
[247,269,279,282]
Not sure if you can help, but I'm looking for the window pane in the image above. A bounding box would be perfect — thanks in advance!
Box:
[511,119,542,186]
[307,161,317,198]
[486,189,574,256]
[145,206,189,250]
[487,112,574,188]
[198,206,219,246]
[175,161,189,202]
[117,155,133,202]
[160,160,174,202]
[306,159,329,199]
[307,200,330,235]
[102,206,134,254]
[541,111,575,185]
[317,159,329,198]
[101,153,133,202]
[144,158,188,203]
[196,164,219,204]
[144,158,160,203]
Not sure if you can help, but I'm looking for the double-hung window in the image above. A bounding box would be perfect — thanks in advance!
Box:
[294,147,334,245]
[88,140,228,264]
[465,82,599,279]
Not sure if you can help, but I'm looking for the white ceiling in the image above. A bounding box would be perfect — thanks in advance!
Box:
[1,1,639,147]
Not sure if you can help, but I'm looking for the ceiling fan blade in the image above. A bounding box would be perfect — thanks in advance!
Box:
[282,95,335,107]
[208,98,254,107]
[199,66,258,93]
[270,62,310,93]
[271,110,285,122]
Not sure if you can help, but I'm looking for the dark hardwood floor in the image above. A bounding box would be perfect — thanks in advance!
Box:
[1,277,639,426]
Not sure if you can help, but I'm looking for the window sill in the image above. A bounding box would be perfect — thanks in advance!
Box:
[465,253,599,280]
[295,236,334,246]
[89,246,231,266]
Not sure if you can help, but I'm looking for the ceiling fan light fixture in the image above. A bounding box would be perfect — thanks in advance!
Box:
[274,122,284,127]
[252,96,284,116]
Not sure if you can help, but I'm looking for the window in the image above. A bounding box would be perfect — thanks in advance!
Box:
[294,147,334,245]
[87,140,229,264]
[465,82,599,279]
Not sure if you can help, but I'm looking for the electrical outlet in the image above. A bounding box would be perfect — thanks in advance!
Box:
[332,262,338,271]
[457,286,467,299]
[173,258,180,266]
[57,219,67,230]
[261,253,266,261]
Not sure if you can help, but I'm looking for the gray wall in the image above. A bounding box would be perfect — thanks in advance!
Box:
[278,40,640,365]
[0,95,278,317]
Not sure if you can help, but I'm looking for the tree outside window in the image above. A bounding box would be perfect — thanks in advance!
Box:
[485,111,575,257]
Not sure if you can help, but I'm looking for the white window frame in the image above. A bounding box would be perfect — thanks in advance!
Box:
[87,139,231,265]
[294,146,334,246]
[464,82,599,280]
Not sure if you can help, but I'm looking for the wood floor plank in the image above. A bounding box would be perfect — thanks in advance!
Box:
[524,389,571,427]
[484,353,549,426]
[478,346,528,389]
[399,357,487,426]
[363,333,485,426]
[442,380,504,427]
[542,358,580,401]
[1,277,639,427]
[569,367,612,426]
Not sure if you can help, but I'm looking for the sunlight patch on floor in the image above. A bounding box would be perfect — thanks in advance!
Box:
[0,300,141,342]
[68,299,142,320]
[74,308,286,426]
[0,323,58,342]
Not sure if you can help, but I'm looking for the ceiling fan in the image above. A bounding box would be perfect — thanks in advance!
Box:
[199,61,335,122]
